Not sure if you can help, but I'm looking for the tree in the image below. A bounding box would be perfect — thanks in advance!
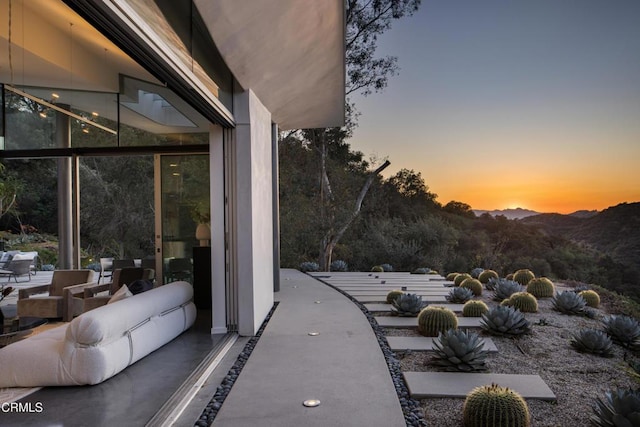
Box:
[0,163,18,222]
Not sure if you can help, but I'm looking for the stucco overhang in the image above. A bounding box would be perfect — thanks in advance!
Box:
[194,0,345,131]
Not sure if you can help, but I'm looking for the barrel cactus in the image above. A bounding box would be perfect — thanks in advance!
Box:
[431,329,488,372]
[417,306,458,337]
[513,269,535,286]
[446,272,459,281]
[481,306,531,337]
[386,289,404,304]
[552,291,587,315]
[591,388,640,427]
[478,269,499,284]
[371,265,384,273]
[526,277,555,298]
[446,287,474,304]
[461,278,483,296]
[503,292,538,313]
[463,383,531,427]
[570,329,614,358]
[603,315,640,348]
[493,279,524,302]
[463,300,489,317]
[391,293,424,317]
[470,267,485,279]
[579,290,601,308]
[454,273,473,287]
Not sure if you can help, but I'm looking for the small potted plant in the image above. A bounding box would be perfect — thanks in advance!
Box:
[191,200,211,247]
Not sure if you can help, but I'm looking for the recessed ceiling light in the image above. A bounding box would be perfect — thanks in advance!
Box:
[308,332,320,336]
[303,399,321,407]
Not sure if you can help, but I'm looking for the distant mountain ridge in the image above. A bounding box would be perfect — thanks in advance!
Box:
[474,207,600,220]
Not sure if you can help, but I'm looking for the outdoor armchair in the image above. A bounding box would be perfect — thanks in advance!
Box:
[82,267,154,313]
[17,269,95,321]
[0,259,33,282]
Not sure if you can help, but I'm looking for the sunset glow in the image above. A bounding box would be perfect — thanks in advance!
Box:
[351,0,640,214]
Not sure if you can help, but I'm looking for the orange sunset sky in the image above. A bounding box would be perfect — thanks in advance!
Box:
[349,0,640,214]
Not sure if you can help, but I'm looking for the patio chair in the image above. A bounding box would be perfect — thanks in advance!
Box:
[0,259,33,282]
[166,258,192,284]
[98,257,113,284]
[17,269,95,322]
[12,251,39,276]
[81,267,154,313]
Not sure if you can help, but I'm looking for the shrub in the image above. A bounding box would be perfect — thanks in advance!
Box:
[330,260,348,272]
[552,291,587,315]
[481,306,531,337]
[591,388,640,427]
[386,290,404,304]
[446,287,474,304]
[299,261,319,273]
[462,300,489,317]
[579,290,601,308]
[381,263,394,272]
[503,292,538,313]
[570,329,614,358]
[603,315,640,348]
[417,306,458,337]
[526,277,555,298]
[454,273,472,287]
[478,269,499,284]
[513,269,535,286]
[463,383,531,427]
[391,293,424,317]
[371,265,384,273]
[431,329,488,372]
[460,278,483,296]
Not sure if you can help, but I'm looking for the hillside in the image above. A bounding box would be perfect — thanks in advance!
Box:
[473,207,540,220]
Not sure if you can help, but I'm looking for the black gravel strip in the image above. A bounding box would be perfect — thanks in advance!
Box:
[195,302,280,427]
[312,275,428,427]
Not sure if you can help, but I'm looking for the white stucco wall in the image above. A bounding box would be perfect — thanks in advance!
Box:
[234,90,275,336]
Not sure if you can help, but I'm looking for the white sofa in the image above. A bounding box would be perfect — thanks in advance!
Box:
[0,281,196,387]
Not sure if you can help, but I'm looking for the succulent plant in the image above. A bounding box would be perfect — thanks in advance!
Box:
[493,279,525,302]
[391,293,424,317]
[463,383,531,427]
[299,261,320,272]
[330,259,348,272]
[552,291,587,315]
[463,300,489,317]
[381,263,394,272]
[570,329,614,358]
[481,306,531,337]
[446,272,459,281]
[460,278,483,296]
[386,289,405,304]
[446,287,474,304]
[431,329,488,372]
[579,290,601,308]
[503,292,538,313]
[591,388,640,427]
[454,273,473,287]
[478,269,499,284]
[470,267,485,279]
[412,267,428,275]
[371,265,384,273]
[513,269,535,286]
[417,306,458,337]
[485,277,503,292]
[603,315,640,348]
[526,277,555,298]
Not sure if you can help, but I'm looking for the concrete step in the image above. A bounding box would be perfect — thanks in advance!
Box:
[386,336,498,352]
[375,316,482,329]
[364,303,464,313]
[354,295,447,304]
[403,372,556,401]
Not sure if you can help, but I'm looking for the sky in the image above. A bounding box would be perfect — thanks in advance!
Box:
[349,0,640,214]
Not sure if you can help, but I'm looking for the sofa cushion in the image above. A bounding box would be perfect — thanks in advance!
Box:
[107,284,132,304]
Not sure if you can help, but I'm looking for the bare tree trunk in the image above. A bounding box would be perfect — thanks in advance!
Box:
[319,160,391,271]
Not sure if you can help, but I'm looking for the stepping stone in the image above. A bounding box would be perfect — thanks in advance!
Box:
[364,303,464,313]
[375,316,482,329]
[386,336,498,352]
[344,290,450,296]
[403,372,556,401]
[354,295,447,304]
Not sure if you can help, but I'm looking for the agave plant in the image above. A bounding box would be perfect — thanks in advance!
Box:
[603,315,640,348]
[481,306,531,337]
[493,279,524,302]
[470,267,484,279]
[552,291,587,315]
[380,263,394,272]
[390,293,424,317]
[446,287,474,304]
[485,277,501,291]
[591,388,640,427]
[329,260,348,272]
[570,329,614,358]
[299,261,319,273]
[431,329,488,372]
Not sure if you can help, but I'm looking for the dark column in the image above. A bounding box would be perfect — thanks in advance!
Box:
[271,123,281,292]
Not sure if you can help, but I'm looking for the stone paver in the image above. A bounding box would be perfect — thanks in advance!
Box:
[365,303,464,313]
[403,372,556,401]
[386,336,498,352]
[354,295,447,304]
[343,290,450,296]
[375,316,482,329]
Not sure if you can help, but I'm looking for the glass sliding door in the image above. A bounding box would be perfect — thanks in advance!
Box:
[156,154,210,284]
